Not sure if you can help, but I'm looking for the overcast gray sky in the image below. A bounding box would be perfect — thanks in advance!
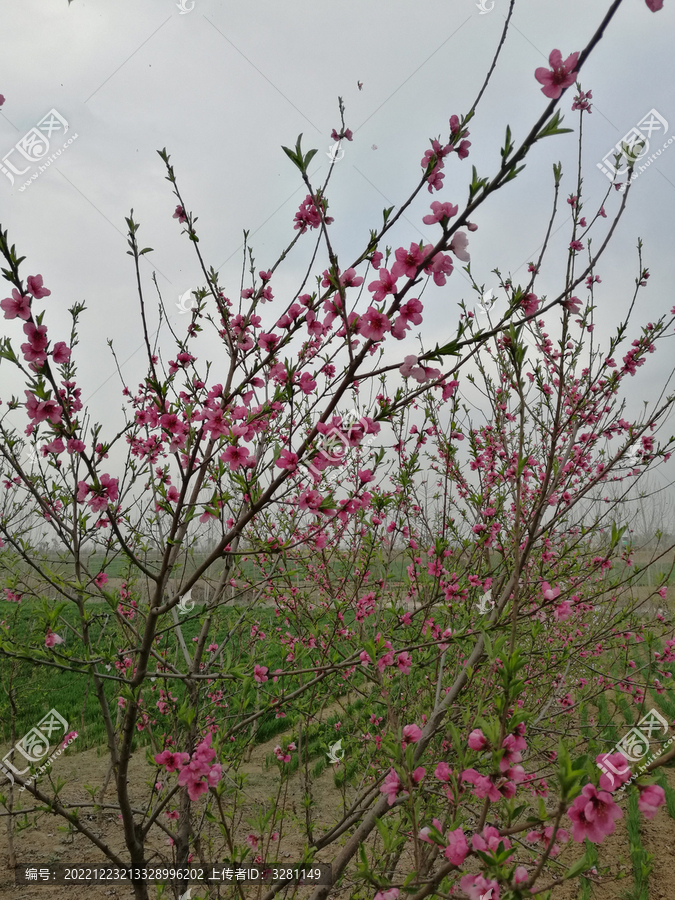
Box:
[1,0,674,495]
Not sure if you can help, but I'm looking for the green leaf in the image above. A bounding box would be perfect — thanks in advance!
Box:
[503,164,526,183]
[281,144,303,171]
[427,339,461,362]
[535,111,573,141]
[501,124,514,160]
[564,849,593,880]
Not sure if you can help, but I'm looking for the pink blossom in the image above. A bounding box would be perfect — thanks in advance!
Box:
[299,371,317,394]
[380,768,405,806]
[399,298,424,326]
[434,761,452,781]
[221,444,253,471]
[254,665,269,683]
[460,875,499,900]
[425,252,454,286]
[562,296,582,315]
[456,139,471,160]
[638,784,665,819]
[26,275,51,299]
[397,652,412,674]
[258,332,280,353]
[572,89,593,114]
[45,629,64,648]
[567,783,622,843]
[596,752,631,791]
[418,818,444,844]
[472,824,512,853]
[21,320,49,366]
[374,890,399,900]
[569,239,584,252]
[399,354,441,384]
[52,341,71,364]
[391,316,408,340]
[521,293,540,316]
[22,321,49,351]
[542,582,560,601]
[276,449,299,472]
[274,745,291,764]
[367,268,398,303]
[299,489,323,511]
[155,749,190,772]
[535,49,580,99]
[441,379,459,400]
[79,473,119,513]
[444,827,469,865]
[468,728,488,750]
[526,825,569,857]
[422,201,458,225]
[391,243,431,280]
[402,723,423,745]
[449,231,470,262]
[173,205,187,223]
[25,392,61,427]
[646,0,663,9]
[94,573,108,588]
[340,267,363,288]
[61,730,78,748]
[462,768,501,802]
[293,194,332,233]
[553,601,573,621]
[426,165,444,192]
[176,734,222,801]
[377,651,394,673]
[514,866,529,884]
[400,355,421,379]
[499,733,524,772]
[360,307,392,342]
[1,289,31,320]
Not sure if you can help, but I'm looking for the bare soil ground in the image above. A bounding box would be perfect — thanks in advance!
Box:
[2,726,675,900]
[3,555,674,898]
